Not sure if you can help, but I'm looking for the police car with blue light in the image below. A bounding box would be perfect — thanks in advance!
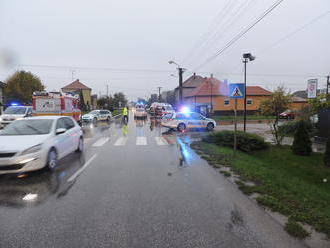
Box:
[0,104,33,129]
[161,107,216,132]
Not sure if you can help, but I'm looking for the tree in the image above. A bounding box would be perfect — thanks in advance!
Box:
[309,94,330,114]
[165,90,176,106]
[292,120,312,156]
[324,137,330,167]
[260,86,291,145]
[112,92,127,108]
[4,70,44,105]
[147,94,158,105]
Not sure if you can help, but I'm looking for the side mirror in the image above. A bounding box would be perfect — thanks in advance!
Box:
[56,128,67,135]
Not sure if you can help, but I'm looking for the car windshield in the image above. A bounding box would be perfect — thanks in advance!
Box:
[0,119,53,135]
[89,110,99,115]
[4,106,27,115]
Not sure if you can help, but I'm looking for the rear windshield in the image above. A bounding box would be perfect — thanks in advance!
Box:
[4,106,27,115]
[0,119,53,135]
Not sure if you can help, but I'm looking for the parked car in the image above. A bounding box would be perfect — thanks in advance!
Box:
[279,110,295,119]
[0,105,33,129]
[82,110,112,123]
[0,116,83,175]
[134,108,147,119]
[161,112,216,131]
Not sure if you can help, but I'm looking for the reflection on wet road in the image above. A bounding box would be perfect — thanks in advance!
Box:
[0,113,305,248]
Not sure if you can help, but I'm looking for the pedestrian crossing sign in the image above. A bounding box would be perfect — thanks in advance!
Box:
[229,83,245,99]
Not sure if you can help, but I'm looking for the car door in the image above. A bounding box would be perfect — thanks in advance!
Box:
[190,113,205,128]
[63,117,78,153]
[54,118,71,158]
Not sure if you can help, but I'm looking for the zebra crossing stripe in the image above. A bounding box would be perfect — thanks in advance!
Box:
[92,137,109,147]
[136,137,147,146]
[114,137,128,146]
[155,137,168,145]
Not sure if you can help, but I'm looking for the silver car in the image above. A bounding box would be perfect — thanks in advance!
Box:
[0,106,33,128]
[161,112,216,132]
[0,116,83,175]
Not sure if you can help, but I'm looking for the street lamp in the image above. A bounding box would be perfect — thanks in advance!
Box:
[242,53,255,132]
[168,60,185,108]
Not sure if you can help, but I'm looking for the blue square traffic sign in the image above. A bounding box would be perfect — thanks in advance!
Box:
[229,83,245,99]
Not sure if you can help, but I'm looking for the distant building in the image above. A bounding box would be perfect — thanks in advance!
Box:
[174,73,205,105]
[184,76,272,115]
[62,79,92,109]
[290,96,308,111]
[0,81,4,114]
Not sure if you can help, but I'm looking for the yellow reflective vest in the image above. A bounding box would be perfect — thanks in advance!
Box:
[122,107,128,116]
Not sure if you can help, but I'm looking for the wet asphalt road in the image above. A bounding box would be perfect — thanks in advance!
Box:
[0,113,306,248]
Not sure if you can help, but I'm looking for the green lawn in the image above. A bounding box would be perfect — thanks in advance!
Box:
[212,115,275,121]
[191,142,330,238]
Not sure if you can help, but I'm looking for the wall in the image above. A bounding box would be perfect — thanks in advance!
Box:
[81,89,92,107]
[185,95,271,114]
[290,102,308,111]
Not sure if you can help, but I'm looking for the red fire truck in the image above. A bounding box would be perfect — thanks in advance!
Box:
[32,91,81,123]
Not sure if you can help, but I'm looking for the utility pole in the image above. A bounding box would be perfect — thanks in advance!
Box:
[243,58,247,132]
[178,68,183,106]
[106,84,109,98]
[242,53,255,132]
[326,75,330,100]
[157,87,162,102]
[71,70,75,81]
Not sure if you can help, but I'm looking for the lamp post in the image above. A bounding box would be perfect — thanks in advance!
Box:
[169,60,185,108]
[242,53,255,132]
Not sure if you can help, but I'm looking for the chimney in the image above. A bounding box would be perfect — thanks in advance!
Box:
[193,72,196,79]
[210,73,213,78]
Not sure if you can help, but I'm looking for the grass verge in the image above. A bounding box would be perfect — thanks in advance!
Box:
[191,141,330,238]
[212,115,275,122]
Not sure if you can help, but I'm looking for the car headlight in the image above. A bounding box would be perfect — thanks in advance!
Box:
[21,144,42,155]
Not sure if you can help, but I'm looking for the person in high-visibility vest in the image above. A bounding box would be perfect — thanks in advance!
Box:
[122,106,128,124]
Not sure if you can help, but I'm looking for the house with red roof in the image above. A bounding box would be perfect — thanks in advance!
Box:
[61,79,92,109]
[184,76,273,115]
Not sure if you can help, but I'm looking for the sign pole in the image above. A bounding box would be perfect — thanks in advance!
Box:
[234,99,238,157]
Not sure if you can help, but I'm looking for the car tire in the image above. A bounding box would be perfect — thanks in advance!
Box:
[177,123,186,132]
[107,116,111,122]
[206,122,214,131]
[76,137,84,153]
[47,148,58,171]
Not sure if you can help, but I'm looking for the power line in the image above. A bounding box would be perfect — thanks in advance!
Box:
[18,64,173,73]
[194,0,285,71]
[185,0,256,65]
[258,10,330,54]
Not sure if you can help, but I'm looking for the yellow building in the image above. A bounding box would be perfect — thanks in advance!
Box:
[62,79,92,109]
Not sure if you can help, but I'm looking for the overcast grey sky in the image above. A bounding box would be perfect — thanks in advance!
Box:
[0,0,329,100]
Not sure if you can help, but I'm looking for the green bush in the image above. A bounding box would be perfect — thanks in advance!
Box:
[324,138,330,167]
[292,120,312,156]
[203,130,268,153]
[112,109,120,116]
[278,120,313,137]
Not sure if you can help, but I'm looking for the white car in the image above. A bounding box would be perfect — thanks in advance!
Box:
[161,112,216,131]
[134,107,147,119]
[0,105,33,128]
[82,110,112,123]
[0,116,83,175]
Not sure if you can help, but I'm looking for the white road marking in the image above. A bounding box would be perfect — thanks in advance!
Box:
[155,137,168,146]
[84,138,93,144]
[136,137,147,146]
[114,137,128,146]
[67,154,98,182]
[92,137,109,147]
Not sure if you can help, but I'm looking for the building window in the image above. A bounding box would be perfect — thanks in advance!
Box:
[224,99,230,105]
[247,99,253,105]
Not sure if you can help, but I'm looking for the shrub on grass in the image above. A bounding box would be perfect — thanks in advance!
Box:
[292,120,312,156]
[284,218,310,239]
[324,137,330,167]
[278,120,313,137]
[203,130,268,153]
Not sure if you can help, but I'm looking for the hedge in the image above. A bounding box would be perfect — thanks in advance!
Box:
[203,130,268,153]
